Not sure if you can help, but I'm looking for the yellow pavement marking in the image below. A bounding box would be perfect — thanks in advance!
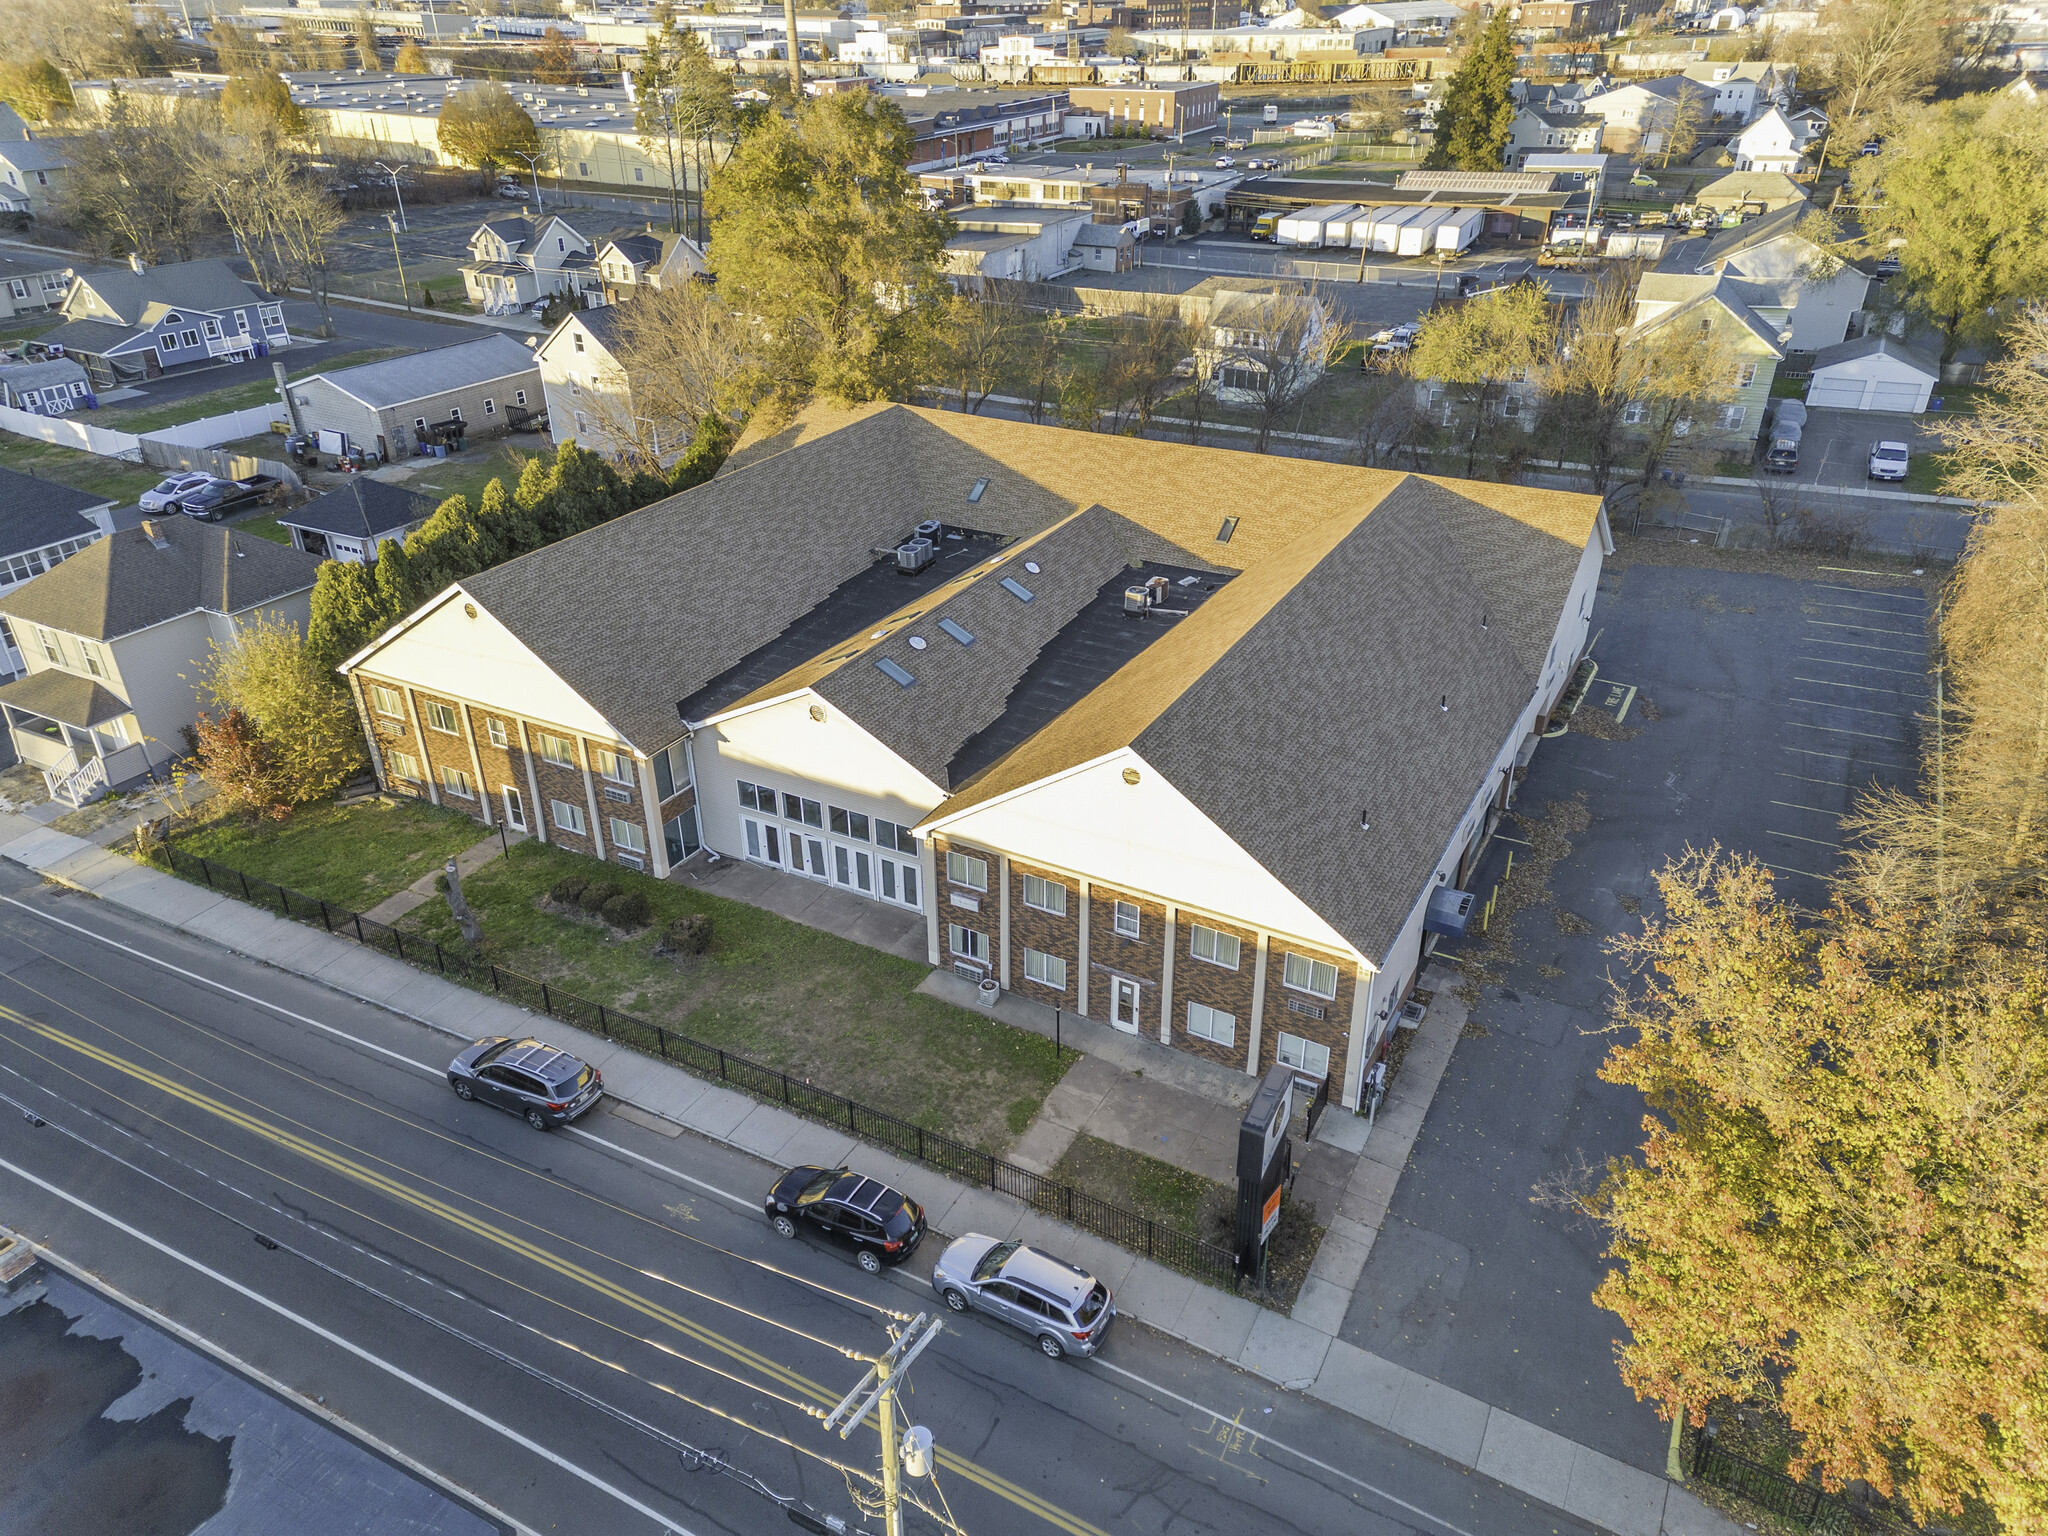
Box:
[0,1008,1110,1536]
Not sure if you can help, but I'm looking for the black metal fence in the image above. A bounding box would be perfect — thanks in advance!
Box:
[1685,1426,1910,1536]
[160,844,1239,1286]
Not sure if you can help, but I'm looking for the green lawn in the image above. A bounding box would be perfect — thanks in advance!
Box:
[1900,448,1956,496]
[402,439,545,509]
[0,435,164,504]
[0,314,65,344]
[167,796,488,908]
[398,839,1070,1153]
[94,348,407,435]
[1051,1134,1225,1235]
[225,512,293,544]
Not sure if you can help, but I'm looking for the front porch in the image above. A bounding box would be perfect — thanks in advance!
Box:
[0,671,149,809]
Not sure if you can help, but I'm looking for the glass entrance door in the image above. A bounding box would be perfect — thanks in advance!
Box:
[742,816,782,866]
[1111,977,1142,1035]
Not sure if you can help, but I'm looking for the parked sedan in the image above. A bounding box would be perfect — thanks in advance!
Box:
[764,1165,925,1274]
[447,1036,603,1130]
[931,1235,1114,1359]
[1868,440,1910,481]
[139,472,213,513]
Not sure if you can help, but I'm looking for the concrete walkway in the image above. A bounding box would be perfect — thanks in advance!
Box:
[679,855,928,963]
[361,828,525,926]
[0,825,1738,1536]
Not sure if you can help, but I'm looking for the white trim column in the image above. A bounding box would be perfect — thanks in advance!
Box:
[402,687,439,805]
[577,737,607,860]
[1159,903,1176,1046]
[515,719,547,844]
[921,835,941,964]
[1246,933,1268,1076]
[639,755,669,879]
[1343,964,1374,1111]
[997,854,1012,990]
[459,706,492,827]
[1075,877,1090,1018]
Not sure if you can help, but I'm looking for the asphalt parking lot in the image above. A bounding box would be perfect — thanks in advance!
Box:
[1748,404,1950,493]
[1341,550,1931,1475]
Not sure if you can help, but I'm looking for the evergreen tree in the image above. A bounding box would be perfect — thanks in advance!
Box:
[305,558,384,680]
[474,477,543,561]
[513,452,557,516]
[546,441,625,536]
[372,536,418,620]
[404,493,482,595]
[1425,13,1519,171]
[668,414,735,493]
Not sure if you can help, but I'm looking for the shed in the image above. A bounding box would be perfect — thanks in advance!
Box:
[0,357,91,414]
[1805,334,1939,414]
[275,479,435,565]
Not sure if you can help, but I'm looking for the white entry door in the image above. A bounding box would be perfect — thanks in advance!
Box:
[1111,977,1141,1035]
[500,786,527,832]
[742,815,783,867]
[786,830,829,880]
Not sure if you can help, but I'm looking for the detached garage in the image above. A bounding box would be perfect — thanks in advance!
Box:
[1806,335,1940,414]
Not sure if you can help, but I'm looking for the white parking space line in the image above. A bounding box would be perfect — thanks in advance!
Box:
[1764,861,1830,882]
[1784,746,1861,763]
[1793,677,1926,696]
[1776,771,1848,788]
[1768,801,1837,815]
[1806,601,1928,617]
[1768,830,1840,848]
[1795,655,1930,678]
[1811,583,1927,601]
[562,1127,760,1214]
[1785,721,1908,743]
[1803,638,1927,658]
[1804,620,1925,639]
[1786,698,1915,720]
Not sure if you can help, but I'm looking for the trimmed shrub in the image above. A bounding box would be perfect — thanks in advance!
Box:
[550,873,589,903]
[579,879,620,914]
[602,888,651,929]
[659,913,712,956]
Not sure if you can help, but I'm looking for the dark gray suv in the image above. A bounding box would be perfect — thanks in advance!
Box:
[447,1036,602,1130]
[930,1235,1114,1359]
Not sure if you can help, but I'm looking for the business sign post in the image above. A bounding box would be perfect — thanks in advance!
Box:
[1233,1064,1297,1292]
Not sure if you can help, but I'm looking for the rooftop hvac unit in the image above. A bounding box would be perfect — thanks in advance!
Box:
[1123,585,1152,614]
[896,538,936,574]
[915,518,943,540]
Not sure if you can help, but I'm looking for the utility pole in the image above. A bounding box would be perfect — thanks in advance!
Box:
[824,1314,943,1536]
[386,215,412,312]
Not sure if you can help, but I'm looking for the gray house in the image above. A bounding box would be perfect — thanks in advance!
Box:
[33,257,286,388]
[288,335,544,465]
[0,517,320,806]
[0,248,75,321]
[0,467,114,679]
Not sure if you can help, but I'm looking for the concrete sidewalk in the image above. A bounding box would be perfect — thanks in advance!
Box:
[0,825,1737,1536]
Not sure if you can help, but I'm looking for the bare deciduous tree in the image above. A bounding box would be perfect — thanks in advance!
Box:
[923,290,1026,415]
[574,281,756,473]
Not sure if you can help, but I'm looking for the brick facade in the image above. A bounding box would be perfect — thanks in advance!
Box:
[933,835,999,973]
[411,686,484,812]
[527,727,600,858]
[1006,857,1080,1005]
[1258,937,1357,1086]
[1168,911,1260,1072]
[1085,881,1166,1035]
[464,703,522,830]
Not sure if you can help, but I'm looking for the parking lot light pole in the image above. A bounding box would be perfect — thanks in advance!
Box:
[373,161,407,231]
[514,149,546,209]
[387,216,412,313]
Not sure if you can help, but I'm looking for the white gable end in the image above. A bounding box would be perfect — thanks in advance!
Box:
[359,589,623,742]
[931,748,1360,959]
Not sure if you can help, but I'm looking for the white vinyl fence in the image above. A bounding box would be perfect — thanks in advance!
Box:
[0,400,286,461]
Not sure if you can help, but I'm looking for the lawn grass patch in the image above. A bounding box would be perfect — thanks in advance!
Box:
[0,435,164,504]
[1051,1133,1222,1234]
[1899,448,1956,496]
[401,438,545,508]
[224,512,293,544]
[93,349,407,435]
[167,796,487,908]
[399,840,1070,1153]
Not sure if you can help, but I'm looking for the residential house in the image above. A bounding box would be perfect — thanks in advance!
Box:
[0,467,113,675]
[593,227,709,303]
[1070,222,1138,272]
[275,480,434,564]
[1576,76,1714,151]
[1731,106,1808,173]
[535,307,641,458]
[0,135,71,218]
[34,258,285,389]
[1805,334,1939,413]
[288,334,544,464]
[1693,169,1808,216]
[0,516,319,806]
[1199,284,1334,406]
[339,401,1611,1112]
[0,249,75,320]
[942,208,1094,283]
[0,104,28,140]
[1504,106,1606,168]
[1679,60,1795,122]
[1629,272,1788,442]
[0,357,92,416]
[461,211,600,312]
[1695,202,1868,352]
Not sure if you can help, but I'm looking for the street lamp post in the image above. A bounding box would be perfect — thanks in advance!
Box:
[387,215,412,313]
[373,161,407,231]
[514,149,546,209]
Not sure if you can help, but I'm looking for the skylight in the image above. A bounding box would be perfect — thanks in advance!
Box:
[1000,577,1034,603]
[876,657,917,687]
[1217,516,1239,543]
[938,618,975,646]
[968,478,990,503]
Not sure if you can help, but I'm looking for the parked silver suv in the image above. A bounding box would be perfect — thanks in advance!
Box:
[930,1235,1113,1359]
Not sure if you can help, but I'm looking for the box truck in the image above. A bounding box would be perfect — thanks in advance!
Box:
[1263,103,1279,124]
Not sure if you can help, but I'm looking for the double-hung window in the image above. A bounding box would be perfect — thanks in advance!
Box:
[1021,873,1066,916]
[947,924,989,963]
[946,851,989,890]
[610,817,647,853]
[486,718,509,749]
[79,640,106,679]
[552,798,586,834]
[593,747,632,784]
[34,627,59,664]
[440,765,475,799]
[1022,947,1066,991]
[423,700,459,734]
[1113,900,1141,938]
[536,732,576,767]
[1282,952,1339,999]
[1276,1031,1331,1078]
[1186,1000,1236,1047]
[1188,923,1240,969]
[370,684,404,719]
[388,751,421,781]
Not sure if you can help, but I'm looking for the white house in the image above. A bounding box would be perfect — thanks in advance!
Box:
[942,208,1094,283]
[1680,60,1795,121]
[1576,76,1714,151]
[1200,284,1334,406]
[461,212,600,312]
[1695,202,1868,352]
[1732,107,1807,173]
[594,227,709,303]
[1504,106,1605,168]
[535,307,645,458]
[1806,335,1939,413]
[0,466,111,677]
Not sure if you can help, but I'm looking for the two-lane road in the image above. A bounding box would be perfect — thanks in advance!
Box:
[0,869,1602,1536]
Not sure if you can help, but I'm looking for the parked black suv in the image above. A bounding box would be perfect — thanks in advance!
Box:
[447,1036,602,1130]
[764,1166,926,1274]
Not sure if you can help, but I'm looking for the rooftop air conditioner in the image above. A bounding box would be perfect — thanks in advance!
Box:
[914,518,943,540]
[897,538,936,574]
[1123,585,1152,614]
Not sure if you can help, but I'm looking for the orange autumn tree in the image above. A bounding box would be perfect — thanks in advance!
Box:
[1585,849,2048,1528]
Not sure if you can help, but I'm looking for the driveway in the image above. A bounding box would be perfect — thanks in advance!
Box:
[1751,404,1949,492]
[1341,552,1931,1474]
